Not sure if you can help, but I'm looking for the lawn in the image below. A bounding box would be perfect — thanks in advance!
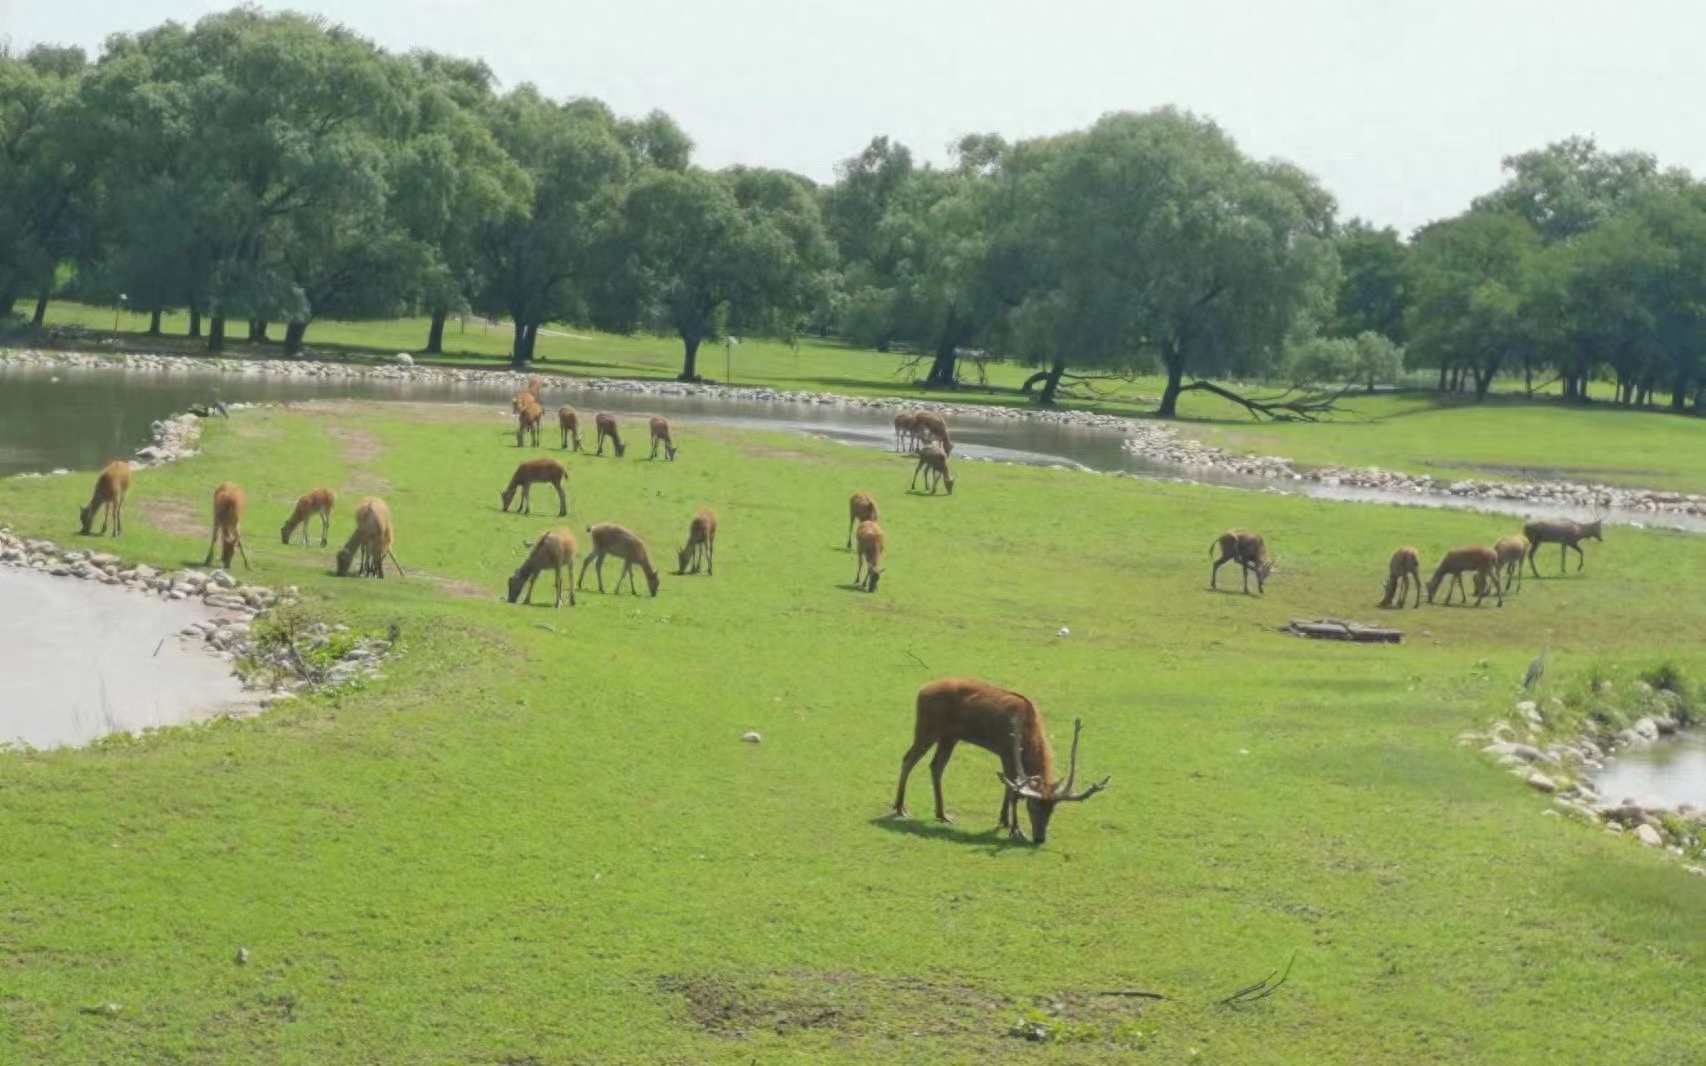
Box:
[0,401,1702,1064]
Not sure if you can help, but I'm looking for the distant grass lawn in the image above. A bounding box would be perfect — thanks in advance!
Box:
[27,301,1706,493]
[0,402,1702,1064]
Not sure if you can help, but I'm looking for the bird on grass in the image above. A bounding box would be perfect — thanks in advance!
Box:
[1522,633,1551,691]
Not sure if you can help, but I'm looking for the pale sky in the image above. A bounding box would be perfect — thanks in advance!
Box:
[5,0,1705,233]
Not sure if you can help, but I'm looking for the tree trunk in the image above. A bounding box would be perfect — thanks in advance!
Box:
[1473,365,1495,400]
[147,309,163,335]
[188,305,202,338]
[0,295,14,318]
[510,320,529,365]
[1524,363,1533,397]
[1034,358,1068,406]
[1436,363,1449,392]
[924,341,958,387]
[1673,374,1691,411]
[678,334,702,381]
[248,319,269,342]
[207,315,226,353]
[31,293,49,328]
[524,323,539,361]
[426,309,447,354]
[283,320,308,356]
[1157,357,1187,418]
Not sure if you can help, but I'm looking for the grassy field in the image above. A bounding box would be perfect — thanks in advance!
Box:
[28,301,1706,495]
[0,401,1702,1064]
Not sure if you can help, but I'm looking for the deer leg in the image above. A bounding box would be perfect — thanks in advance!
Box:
[1572,543,1584,572]
[319,512,329,548]
[576,551,597,590]
[893,739,934,817]
[910,458,925,490]
[706,536,714,577]
[204,522,221,566]
[617,559,636,595]
[1558,543,1567,574]
[1240,560,1251,595]
[522,570,538,605]
[555,482,567,518]
[846,516,854,551]
[595,554,608,592]
[1210,555,1225,588]
[928,740,959,822]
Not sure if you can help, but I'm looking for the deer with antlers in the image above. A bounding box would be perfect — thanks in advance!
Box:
[910,443,954,495]
[500,457,569,517]
[78,460,130,537]
[203,482,251,570]
[1523,517,1602,576]
[558,406,584,451]
[280,487,336,547]
[649,416,679,461]
[594,413,627,458]
[892,677,1109,845]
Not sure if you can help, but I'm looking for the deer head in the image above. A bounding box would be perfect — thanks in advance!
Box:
[78,503,95,535]
[1582,519,1603,541]
[999,718,1110,845]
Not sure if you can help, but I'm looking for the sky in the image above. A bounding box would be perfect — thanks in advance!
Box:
[6,0,1706,233]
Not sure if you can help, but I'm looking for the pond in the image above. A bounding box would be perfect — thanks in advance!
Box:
[1594,732,1706,811]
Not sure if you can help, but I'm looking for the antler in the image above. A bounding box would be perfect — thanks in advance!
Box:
[1053,718,1111,803]
[999,722,1046,799]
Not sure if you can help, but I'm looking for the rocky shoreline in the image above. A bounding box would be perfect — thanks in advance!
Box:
[1463,687,1704,874]
[9,345,1704,521]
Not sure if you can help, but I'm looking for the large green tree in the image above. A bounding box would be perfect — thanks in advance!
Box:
[1331,220,1407,342]
[0,46,88,324]
[1405,211,1541,400]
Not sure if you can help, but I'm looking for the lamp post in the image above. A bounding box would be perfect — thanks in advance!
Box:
[724,335,739,386]
[114,293,128,333]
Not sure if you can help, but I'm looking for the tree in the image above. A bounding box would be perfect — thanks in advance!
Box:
[1331,221,1407,341]
[475,86,630,365]
[1405,211,1541,399]
[615,166,831,381]
[0,46,88,323]
[1474,136,1683,243]
[1289,332,1403,392]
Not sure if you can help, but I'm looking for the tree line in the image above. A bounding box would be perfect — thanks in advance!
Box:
[3,9,1704,414]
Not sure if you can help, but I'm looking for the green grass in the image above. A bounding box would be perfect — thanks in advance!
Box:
[1,402,1703,1064]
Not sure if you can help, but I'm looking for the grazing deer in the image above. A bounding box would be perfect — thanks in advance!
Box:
[203,482,251,570]
[854,519,884,591]
[500,457,569,517]
[1209,529,1273,595]
[1494,534,1529,591]
[515,398,544,447]
[648,416,679,461]
[578,522,659,596]
[336,496,404,578]
[594,413,626,458]
[676,507,717,575]
[78,460,130,537]
[910,444,954,495]
[1426,545,1502,607]
[892,677,1109,845]
[913,410,952,455]
[1523,517,1602,576]
[558,406,583,451]
[893,411,920,452]
[1379,545,1422,609]
[280,487,336,547]
[846,491,878,550]
[507,528,577,607]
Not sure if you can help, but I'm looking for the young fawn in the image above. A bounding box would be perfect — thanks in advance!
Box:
[1426,545,1503,607]
[280,487,336,547]
[677,507,716,575]
[500,458,569,517]
[578,522,658,596]
[203,482,251,570]
[846,491,878,550]
[507,528,577,607]
[78,460,130,537]
[649,416,678,460]
[1379,546,1422,609]
[336,496,404,578]
[558,406,583,451]
[910,444,954,495]
[1209,530,1273,595]
[854,519,884,592]
[594,413,626,457]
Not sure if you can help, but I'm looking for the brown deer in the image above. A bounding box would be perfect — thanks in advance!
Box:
[507,528,577,607]
[892,677,1110,845]
[893,411,920,452]
[910,443,955,495]
[336,496,404,578]
[1209,529,1273,595]
[558,406,583,451]
[854,519,884,591]
[578,522,659,596]
[1378,546,1422,609]
[1523,517,1602,576]
[280,487,336,547]
[677,507,717,575]
[1426,545,1502,607]
[913,410,953,455]
[648,416,679,461]
[500,457,569,517]
[1494,534,1529,591]
[203,482,251,570]
[846,491,878,550]
[515,398,544,447]
[594,412,626,458]
[78,460,130,537]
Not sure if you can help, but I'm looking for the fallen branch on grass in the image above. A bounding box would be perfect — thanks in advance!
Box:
[1284,618,1403,644]
[1177,380,1353,422]
[1220,951,1296,1007]
[1095,989,1167,1000]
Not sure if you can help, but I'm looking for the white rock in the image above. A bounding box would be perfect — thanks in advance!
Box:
[1525,772,1557,794]
[1057,627,1070,638]
[740,731,762,743]
[1635,824,1664,847]
[395,352,414,366]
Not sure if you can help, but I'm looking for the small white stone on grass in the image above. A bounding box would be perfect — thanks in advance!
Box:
[1057,627,1070,638]
[740,731,762,744]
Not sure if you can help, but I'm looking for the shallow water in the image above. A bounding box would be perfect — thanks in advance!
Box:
[1594,732,1706,810]
[0,567,253,748]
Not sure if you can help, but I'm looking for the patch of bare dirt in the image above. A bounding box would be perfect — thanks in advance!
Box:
[739,443,829,463]
[295,399,497,425]
[417,571,488,599]
[135,496,205,538]
[654,971,1028,1042]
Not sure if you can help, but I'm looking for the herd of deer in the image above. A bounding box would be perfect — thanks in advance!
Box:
[66,387,1616,846]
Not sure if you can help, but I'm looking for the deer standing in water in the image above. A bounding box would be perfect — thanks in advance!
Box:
[78,460,130,537]
[578,522,658,596]
[1523,517,1602,576]
[1426,545,1502,607]
[846,491,878,550]
[558,406,583,451]
[910,444,954,494]
[854,519,885,591]
[1209,530,1273,595]
[336,496,404,578]
[1379,546,1422,609]
[500,457,569,517]
[203,482,251,570]
[677,507,716,575]
[280,488,336,547]
[594,413,626,457]
[892,677,1109,845]
[507,528,577,607]
[649,416,679,460]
